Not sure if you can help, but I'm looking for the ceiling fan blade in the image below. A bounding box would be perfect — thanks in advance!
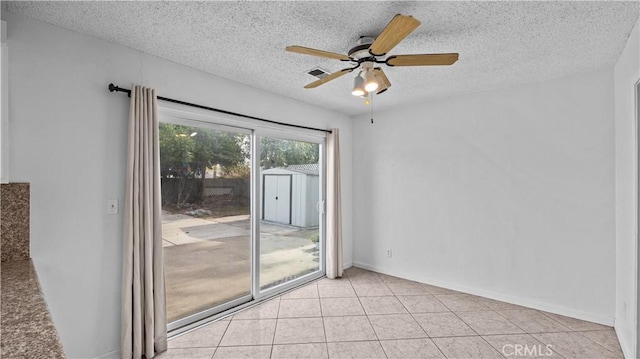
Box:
[386,53,459,66]
[286,45,350,61]
[373,67,391,94]
[304,68,353,89]
[369,14,421,57]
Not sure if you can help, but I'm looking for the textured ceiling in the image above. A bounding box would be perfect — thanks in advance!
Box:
[5,1,640,116]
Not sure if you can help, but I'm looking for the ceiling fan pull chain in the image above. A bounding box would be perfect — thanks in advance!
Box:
[370,92,374,124]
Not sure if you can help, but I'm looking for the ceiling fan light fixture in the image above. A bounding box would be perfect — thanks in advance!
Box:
[363,70,379,92]
[352,74,366,97]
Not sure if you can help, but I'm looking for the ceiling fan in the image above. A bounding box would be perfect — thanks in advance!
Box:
[286,14,459,96]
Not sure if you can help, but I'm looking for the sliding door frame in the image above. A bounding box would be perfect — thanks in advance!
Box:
[159,104,327,334]
[252,128,326,301]
[159,115,255,332]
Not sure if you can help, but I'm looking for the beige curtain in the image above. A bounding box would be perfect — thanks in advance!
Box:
[121,85,167,359]
[326,128,343,279]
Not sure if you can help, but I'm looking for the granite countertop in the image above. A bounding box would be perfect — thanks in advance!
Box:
[1,259,66,358]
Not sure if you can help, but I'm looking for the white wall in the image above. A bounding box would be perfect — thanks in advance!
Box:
[4,13,353,359]
[352,69,616,325]
[614,18,640,359]
[1,20,8,183]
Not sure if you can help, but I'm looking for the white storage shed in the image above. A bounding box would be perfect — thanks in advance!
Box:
[261,164,319,228]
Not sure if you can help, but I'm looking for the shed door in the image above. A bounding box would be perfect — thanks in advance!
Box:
[263,175,291,224]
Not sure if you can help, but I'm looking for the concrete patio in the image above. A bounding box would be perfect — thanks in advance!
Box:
[163,212,319,323]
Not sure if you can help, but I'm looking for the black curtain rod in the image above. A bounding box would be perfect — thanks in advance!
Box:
[108,84,332,134]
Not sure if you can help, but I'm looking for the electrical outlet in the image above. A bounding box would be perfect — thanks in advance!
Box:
[386,249,392,257]
[107,199,119,214]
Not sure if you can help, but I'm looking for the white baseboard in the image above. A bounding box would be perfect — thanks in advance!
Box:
[614,322,633,359]
[353,261,615,326]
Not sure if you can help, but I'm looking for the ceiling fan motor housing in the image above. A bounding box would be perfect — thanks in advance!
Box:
[348,36,375,59]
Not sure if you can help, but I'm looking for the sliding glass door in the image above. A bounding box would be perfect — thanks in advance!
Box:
[258,137,322,291]
[160,122,253,326]
[159,113,325,331]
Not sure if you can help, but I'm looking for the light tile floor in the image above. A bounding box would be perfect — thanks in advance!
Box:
[161,267,624,359]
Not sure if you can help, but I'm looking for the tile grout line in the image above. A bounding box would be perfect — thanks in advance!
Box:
[572,331,619,357]
[347,272,388,359]
[418,285,482,357]
[363,273,392,359]
[536,308,617,351]
[460,309,536,359]
[208,317,232,358]
[393,281,449,359]
[529,310,573,332]
[527,333,571,359]
[316,288,330,358]
[481,307,529,332]
[268,295,283,359]
[430,293,507,358]
[537,330,616,358]
[459,307,530,336]
[492,308,577,337]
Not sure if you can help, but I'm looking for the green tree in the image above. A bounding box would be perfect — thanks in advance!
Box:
[159,124,195,206]
[159,124,247,206]
[221,164,251,178]
[260,138,319,169]
[192,130,247,180]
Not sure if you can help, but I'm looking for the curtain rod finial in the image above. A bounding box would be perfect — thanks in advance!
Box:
[108,83,117,92]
